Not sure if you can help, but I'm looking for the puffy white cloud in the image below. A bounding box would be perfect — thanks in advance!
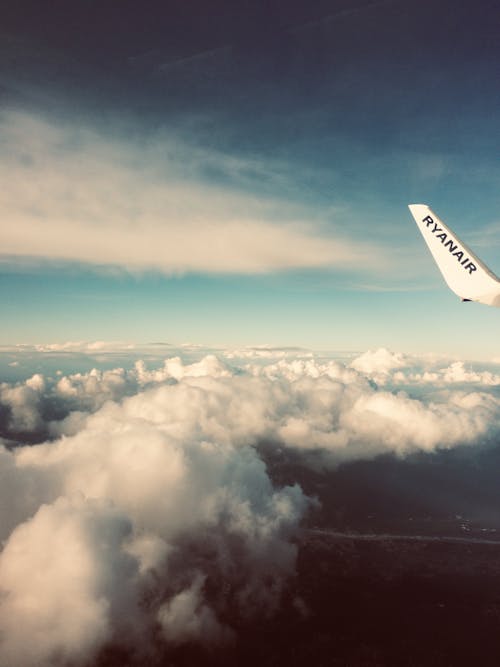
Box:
[351,348,500,388]
[423,367,499,388]
[134,354,232,384]
[3,348,500,454]
[0,358,312,665]
[0,374,45,432]
[350,347,407,379]
[0,496,140,667]
[2,346,500,665]
[54,367,131,404]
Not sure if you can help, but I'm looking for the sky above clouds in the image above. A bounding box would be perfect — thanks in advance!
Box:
[0,0,499,357]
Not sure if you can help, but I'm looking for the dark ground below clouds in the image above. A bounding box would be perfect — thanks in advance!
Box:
[260,440,500,537]
[100,532,500,667]
[98,444,500,667]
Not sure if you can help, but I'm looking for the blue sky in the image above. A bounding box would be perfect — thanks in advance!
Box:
[1,0,499,358]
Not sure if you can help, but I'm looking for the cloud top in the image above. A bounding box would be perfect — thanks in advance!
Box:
[1,346,500,664]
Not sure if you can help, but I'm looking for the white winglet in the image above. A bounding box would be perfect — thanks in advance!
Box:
[408,204,500,307]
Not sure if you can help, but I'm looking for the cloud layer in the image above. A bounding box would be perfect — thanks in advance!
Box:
[0,110,386,275]
[1,346,500,665]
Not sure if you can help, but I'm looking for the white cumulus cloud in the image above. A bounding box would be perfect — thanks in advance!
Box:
[1,346,500,665]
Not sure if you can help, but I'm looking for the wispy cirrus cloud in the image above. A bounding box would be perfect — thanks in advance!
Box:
[0,110,388,275]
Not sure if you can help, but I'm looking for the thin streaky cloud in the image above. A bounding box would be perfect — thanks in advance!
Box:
[0,111,389,275]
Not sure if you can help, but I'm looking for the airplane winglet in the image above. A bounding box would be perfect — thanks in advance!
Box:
[408,204,500,307]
